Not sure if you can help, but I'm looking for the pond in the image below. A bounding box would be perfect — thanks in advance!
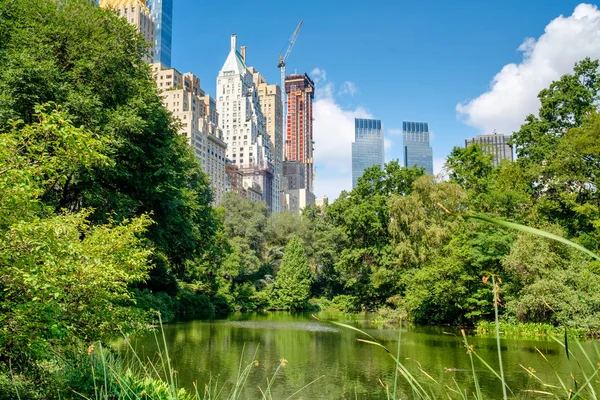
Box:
[116,312,599,399]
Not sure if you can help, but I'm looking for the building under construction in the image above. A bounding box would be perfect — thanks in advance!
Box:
[284,73,315,194]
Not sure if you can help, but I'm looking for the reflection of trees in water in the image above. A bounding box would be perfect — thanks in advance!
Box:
[120,313,597,399]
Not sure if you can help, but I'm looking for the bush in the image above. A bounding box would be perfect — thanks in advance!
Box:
[0,371,42,400]
[372,307,407,328]
[134,289,177,322]
[233,283,258,311]
[252,285,275,311]
[331,295,362,312]
[176,284,215,316]
[211,292,235,314]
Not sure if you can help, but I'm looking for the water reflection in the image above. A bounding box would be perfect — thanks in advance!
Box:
[116,312,599,399]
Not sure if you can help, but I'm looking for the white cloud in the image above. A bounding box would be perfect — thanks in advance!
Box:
[384,137,392,150]
[387,128,403,136]
[384,137,393,163]
[339,81,358,96]
[457,3,600,134]
[433,157,447,179]
[320,82,334,98]
[312,70,372,199]
[310,68,327,85]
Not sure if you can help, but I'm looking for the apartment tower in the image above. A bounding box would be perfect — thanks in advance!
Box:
[216,35,274,210]
[465,133,513,167]
[284,73,315,194]
[152,63,227,204]
[250,67,283,212]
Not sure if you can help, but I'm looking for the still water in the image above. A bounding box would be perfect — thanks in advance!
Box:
[118,312,599,399]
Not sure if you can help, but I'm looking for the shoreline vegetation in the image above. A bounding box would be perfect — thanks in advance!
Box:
[3,0,600,398]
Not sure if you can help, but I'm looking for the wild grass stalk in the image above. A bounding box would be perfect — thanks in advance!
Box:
[392,319,402,400]
[460,330,483,400]
[491,275,508,400]
[320,316,434,399]
[9,360,22,400]
[575,339,598,398]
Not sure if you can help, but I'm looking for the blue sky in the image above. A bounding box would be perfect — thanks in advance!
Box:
[171,0,600,200]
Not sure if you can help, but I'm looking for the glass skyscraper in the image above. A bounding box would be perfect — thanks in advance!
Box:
[352,118,385,188]
[147,0,173,67]
[403,121,433,174]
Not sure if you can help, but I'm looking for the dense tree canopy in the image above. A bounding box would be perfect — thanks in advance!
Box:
[0,1,220,393]
[0,0,217,286]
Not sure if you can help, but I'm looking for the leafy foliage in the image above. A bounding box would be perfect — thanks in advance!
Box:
[0,106,153,369]
[0,0,217,285]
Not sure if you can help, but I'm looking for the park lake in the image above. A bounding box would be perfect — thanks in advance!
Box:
[116,312,598,399]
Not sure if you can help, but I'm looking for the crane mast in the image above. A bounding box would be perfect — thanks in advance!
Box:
[278,19,303,161]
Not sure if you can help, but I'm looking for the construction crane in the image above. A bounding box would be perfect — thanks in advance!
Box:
[278,19,303,161]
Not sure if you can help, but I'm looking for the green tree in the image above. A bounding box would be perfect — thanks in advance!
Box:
[513,58,600,166]
[0,106,152,365]
[220,192,268,254]
[445,144,494,196]
[388,175,467,270]
[302,205,348,298]
[275,236,312,310]
[0,0,217,284]
[352,161,425,199]
[325,164,425,307]
[539,112,600,240]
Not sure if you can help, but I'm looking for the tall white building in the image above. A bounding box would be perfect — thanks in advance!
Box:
[249,67,282,213]
[217,35,274,211]
[152,63,227,204]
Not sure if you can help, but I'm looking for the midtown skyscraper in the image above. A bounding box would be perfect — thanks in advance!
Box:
[352,118,384,188]
[146,0,173,67]
[403,121,433,175]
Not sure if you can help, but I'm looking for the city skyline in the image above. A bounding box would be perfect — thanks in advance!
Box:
[100,0,600,201]
[170,0,598,200]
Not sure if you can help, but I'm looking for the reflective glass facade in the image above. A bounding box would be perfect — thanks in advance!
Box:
[403,121,433,174]
[147,0,172,67]
[352,118,384,188]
